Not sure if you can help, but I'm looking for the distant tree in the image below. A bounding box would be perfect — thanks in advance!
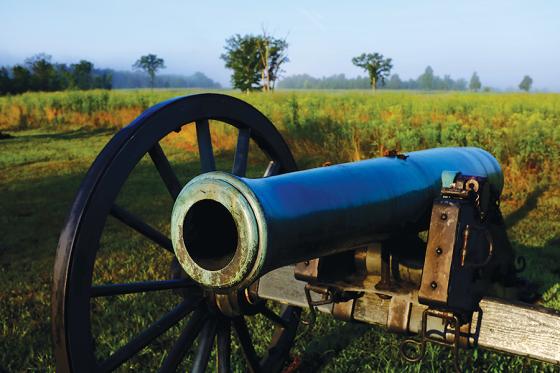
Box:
[454,78,468,91]
[222,32,288,92]
[277,73,370,89]
[11,65,32,94]
[256,31,289,91]
[53,63,72,89]
[351,53,393,90]
[385,74,402,89]
[418,66,435,90]
[93,71,113,89]
[71,60,94,89]
[442,74,454,90]
[133,54,166,89]
[519,75,533,92]
[0,67,11,95]
[25,54,59,91]
[221,34,261,92]
[469,72,481,91]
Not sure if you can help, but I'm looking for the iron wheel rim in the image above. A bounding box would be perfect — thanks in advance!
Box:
[52,93,301,372]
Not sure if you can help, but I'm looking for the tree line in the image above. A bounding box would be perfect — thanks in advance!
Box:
[277,68,473,91]
[0,54,112,95]
[1,42,535,95]
[278,64,533,92]
[0,53,220,96]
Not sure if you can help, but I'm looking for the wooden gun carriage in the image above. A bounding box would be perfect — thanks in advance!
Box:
[52,94,560,372]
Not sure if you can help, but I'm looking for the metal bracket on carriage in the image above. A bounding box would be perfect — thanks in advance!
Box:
[295,259,364,326]
[400,307,482,373]
[302,283,364,326]
[398,171,495,372]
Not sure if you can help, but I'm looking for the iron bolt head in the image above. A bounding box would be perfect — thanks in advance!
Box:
[440,213,448,221]
[430,281,438,289]
[436,247,443,255]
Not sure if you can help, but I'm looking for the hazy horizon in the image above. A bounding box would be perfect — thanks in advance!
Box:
[1,0,558,91]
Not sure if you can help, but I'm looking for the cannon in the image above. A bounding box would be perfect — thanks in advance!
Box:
[52,94,560,372]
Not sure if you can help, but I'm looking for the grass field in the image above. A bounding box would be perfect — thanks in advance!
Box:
[1,89,559,372]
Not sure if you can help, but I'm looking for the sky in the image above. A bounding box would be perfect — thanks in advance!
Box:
[0,0,559,90]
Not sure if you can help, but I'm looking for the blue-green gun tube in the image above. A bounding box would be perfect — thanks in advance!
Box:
[170,147,503,290]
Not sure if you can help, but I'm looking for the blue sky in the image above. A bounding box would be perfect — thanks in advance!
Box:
[0,0,558,90]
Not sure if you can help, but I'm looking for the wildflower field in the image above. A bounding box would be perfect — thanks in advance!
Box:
[1,89,559,371]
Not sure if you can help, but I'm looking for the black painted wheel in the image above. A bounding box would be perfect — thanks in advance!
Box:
[52,94,301,372]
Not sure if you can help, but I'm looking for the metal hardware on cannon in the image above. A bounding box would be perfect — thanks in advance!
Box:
[400,172,498,371]
[53,94,559,373]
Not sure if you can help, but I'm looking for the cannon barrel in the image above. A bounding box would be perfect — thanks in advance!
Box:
[171,147,503,290]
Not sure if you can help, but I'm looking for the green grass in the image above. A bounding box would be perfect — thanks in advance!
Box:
[1,90,559,372]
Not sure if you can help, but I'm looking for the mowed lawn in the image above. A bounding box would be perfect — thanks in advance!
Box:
[1,91,560,372]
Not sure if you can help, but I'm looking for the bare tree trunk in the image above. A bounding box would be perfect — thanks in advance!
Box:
[259,37,270,92]
[371,76,376,91]
[150,72,155,90]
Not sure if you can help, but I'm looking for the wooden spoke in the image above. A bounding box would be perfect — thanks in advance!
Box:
[148,143,182,200]
[259,306,289,329]
[91,279,193,298]
[195,119,216,173]
[191,319,218,373]
[232,127,251,176]
[233,317,261,373]
[158,309,207,373]
[99,299,197,372]
[263,161,280,177]
[110,204,173,253]
[216,318,231,373]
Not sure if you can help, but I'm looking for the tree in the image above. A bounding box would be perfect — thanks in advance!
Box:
[11,65,31,94]
[71,60,94,89]
[93,71,113,90]
[418,66,435,90]
[256,31,289,91]
[519,75,533,92]
[221,33,289,92]
[25,53,59,91]
[469,72,481,91]
[385,74,402,89]
[351,52,393,90]
[221,35,261,92]
[454,78,468,91]
[133,54,166,89]
[0,67,11,95]
[442,75,454,90]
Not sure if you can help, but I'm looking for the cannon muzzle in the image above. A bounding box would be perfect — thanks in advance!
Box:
[171,147,503,290]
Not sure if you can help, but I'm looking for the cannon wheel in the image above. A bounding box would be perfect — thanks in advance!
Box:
[52,94,302,372]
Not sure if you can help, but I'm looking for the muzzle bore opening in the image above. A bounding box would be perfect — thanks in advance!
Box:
[182,199,238,271]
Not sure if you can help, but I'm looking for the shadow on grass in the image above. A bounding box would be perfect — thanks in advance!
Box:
[0,131,14,140]
[513,239,560,294]
[4,127,115,141]
[1,158,194,262]
[296,322,370,371]
[505,185,549,228]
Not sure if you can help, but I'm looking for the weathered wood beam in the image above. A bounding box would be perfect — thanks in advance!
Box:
[258,265,560,365]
